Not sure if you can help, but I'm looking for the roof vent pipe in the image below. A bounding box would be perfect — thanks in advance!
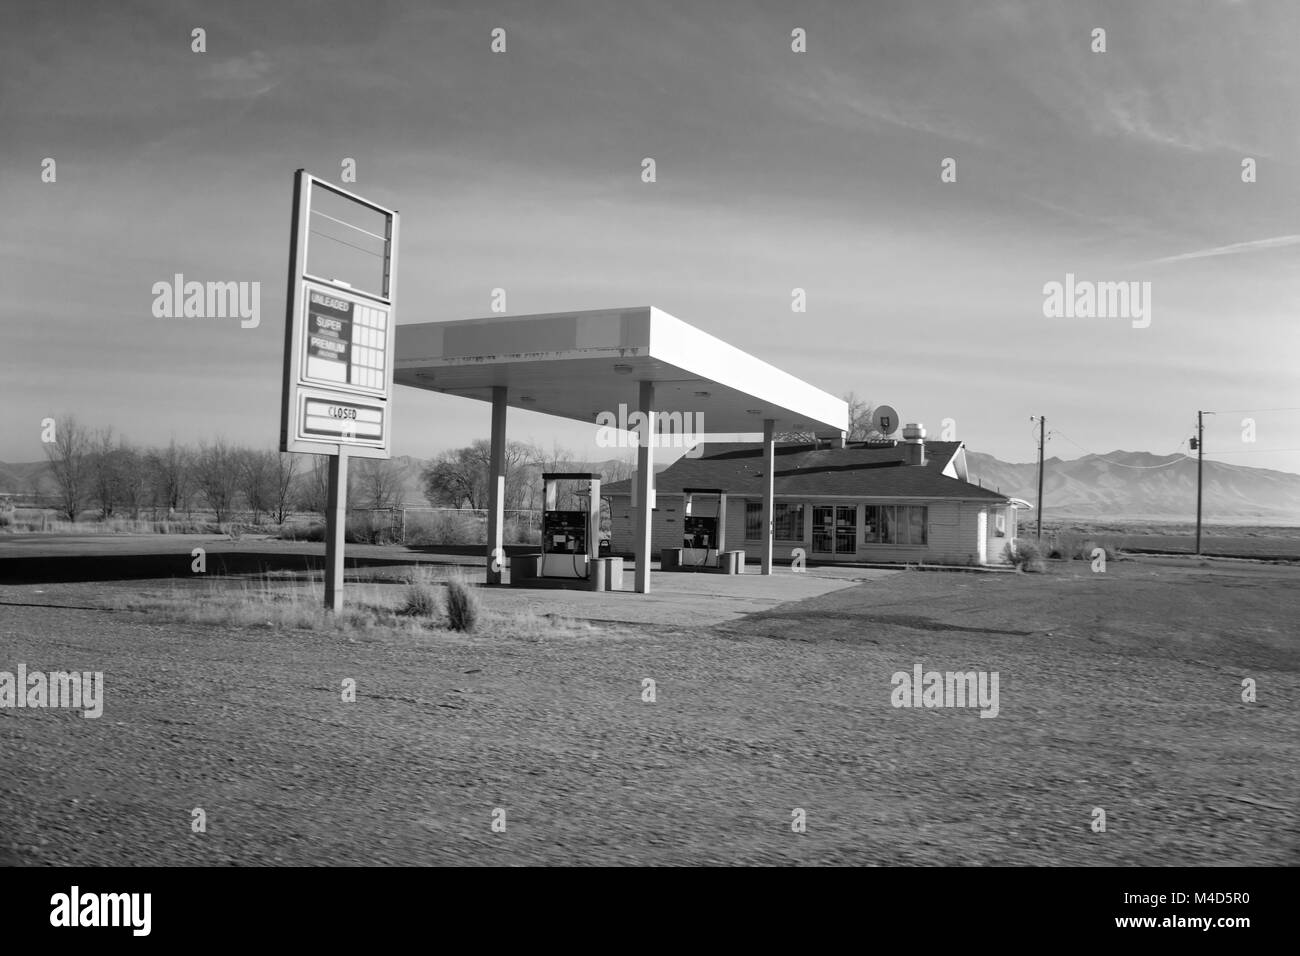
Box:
[902,423,926,466]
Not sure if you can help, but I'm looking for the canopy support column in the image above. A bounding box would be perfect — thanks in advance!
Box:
[633,380,656,593]
[760,418,775,574]
[486,386,507,584]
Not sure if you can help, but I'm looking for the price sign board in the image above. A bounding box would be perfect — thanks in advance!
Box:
[279,171,399,457]
[299,283,391,395]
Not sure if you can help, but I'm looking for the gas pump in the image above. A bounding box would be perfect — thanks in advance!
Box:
[540,473,601,580]
[542,510,587,555]
[682,514,715,549]
[682,488,727,568]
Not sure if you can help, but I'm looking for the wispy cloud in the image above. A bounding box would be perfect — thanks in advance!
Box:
[202,51,276,100]
[779,65,991,147]
[1139,235,1300,266]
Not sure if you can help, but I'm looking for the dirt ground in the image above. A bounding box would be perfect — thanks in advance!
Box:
[0,550,1296,866]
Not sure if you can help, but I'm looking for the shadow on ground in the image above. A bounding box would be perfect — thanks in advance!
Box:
[0,550,431,585]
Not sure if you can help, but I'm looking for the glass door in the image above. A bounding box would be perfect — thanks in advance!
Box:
[813,505,857,555]
[834,506,857,554]
[812,505,835,554]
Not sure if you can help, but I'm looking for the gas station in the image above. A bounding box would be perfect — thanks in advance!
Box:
[278,170,847,603]
[393,306,848,593]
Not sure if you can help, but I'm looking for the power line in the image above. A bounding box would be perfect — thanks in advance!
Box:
[1206,407,1300,415]
[1201,447,1300,455]
[1050,429,1192,468]
[1211,457,1283,472]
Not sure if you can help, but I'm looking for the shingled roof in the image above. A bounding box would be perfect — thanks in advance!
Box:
[603,441,1008,501]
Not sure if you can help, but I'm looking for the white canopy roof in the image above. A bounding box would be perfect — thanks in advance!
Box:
[394,306,847,434]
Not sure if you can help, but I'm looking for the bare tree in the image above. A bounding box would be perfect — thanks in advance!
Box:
[297,455,358,515]
[147,439,195,518]
[238,448,276,524]
[114,443,148,519]
[354,457,405,511]
[532,442,584,509]
[270,452,299,525]
[88,427,122,518]
[777,391,888,443]
[25,469,49,510]
[422,448,481,508]
[843,392,867,440]
[844,391,889,442]
[43,414,91,522]
[421,440,532,509]
[194,438,242,524]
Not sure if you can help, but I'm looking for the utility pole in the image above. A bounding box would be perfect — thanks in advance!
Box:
[1194,410,1204,555]
[1035,415,1045,540]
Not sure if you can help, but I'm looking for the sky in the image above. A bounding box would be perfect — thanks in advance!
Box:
[1,0,1297,472]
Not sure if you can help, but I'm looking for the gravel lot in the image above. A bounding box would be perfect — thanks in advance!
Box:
[1,554,1296,866]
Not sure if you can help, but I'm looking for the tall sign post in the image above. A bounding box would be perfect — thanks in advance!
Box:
[279,170,399,611]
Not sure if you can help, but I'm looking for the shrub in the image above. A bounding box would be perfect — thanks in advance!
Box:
[171,518,209,534]
[400,581,440,617]
[1091,536,1125,561]
[398,565,440,617]
[444,574,480,631]
[1048,530,1124,561]
[1005,538,1047,573]
[404,511,484,546]
[348,512,401,545]
[276,521,326,542]
[1047,530,1079,560]
[397,511,541,547]
[504,515,540,546]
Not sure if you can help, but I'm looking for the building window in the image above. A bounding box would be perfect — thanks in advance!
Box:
[862,505,927,545]
[743,501,805,541]
[994,509,1006,537]
[908,506,926,545]
[774,503,804,541]
[863,506,883,543]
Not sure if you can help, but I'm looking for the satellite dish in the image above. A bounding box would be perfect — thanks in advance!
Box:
[872,405,900,437]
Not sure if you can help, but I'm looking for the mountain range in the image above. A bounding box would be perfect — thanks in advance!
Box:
[963,450,1300,524]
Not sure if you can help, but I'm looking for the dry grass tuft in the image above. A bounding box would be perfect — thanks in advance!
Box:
[106,568,593,641]
[444,573,480,632]
[1005,538,1047,573]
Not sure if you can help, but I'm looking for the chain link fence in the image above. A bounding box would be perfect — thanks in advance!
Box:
[355,508,543,546]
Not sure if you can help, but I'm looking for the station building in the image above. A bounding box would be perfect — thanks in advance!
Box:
[604,430,1022,567]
